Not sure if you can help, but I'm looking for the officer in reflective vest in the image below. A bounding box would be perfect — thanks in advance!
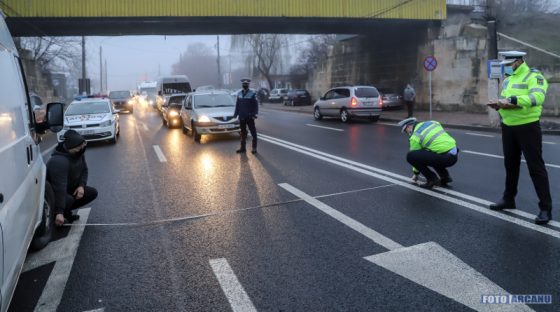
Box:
[234,78,259,154]
[398,117,459,189]
[487,50,552,225]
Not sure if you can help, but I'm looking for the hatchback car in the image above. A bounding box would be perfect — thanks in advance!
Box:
[377,88,403,110]
[161,93,186,128]
[108,90,134,113]
[268,88,289,103]
[59,97,120,143]
[30,92,47,123]
[313,86,382,122]
[283,89,312,106]
[180,91,240,142]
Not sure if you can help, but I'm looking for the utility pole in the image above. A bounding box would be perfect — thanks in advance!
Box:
[104,59,108,92]
[487,0,500,127]
[99,45,103,93]
[82,36,86,80]
[217,35,222,88]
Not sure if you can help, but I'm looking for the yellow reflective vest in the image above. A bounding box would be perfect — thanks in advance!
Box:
[499,62,548,126]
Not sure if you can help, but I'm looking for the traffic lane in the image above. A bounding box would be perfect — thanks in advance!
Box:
[258,110,559,217]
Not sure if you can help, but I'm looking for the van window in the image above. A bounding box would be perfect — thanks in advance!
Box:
[0,51,27,146]
[162,82,192,94]
[355,87,379,98]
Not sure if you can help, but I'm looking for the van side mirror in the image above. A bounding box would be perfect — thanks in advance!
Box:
[36,102,64,133]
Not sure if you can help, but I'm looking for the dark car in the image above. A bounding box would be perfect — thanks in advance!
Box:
[283,89,312,106]
[109,90,134,113]
[377,88,403,110]
[162,93,187,128]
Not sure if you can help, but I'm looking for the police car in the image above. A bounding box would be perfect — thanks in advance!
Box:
[58,97,120,143]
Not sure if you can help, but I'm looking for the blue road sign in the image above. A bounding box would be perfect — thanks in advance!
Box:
[424,56,437,71]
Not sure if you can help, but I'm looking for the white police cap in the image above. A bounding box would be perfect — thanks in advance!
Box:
[241,78,251,83]
[397,117,417,133]
[499,50,526,65]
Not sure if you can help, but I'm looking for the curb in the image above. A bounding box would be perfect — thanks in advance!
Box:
[261,105,560,136]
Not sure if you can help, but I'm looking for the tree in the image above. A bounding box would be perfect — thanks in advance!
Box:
[171,42,219,88]
[231,34,289,89]
[292,35,336,76]
[15,37,81,72]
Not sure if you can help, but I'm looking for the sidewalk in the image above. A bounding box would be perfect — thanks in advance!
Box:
[260,103,560,135]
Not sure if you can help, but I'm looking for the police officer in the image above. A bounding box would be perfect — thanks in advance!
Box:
[398,117,459,189]
[487,50,553,225]
[234,78,259,154]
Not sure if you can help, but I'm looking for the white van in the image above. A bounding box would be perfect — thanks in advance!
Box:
[155,75,192,112]
[0,10,64,312]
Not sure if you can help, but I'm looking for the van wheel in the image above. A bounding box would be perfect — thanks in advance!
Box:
[192,121,201,142]
[30,182,55,251]
[313,107,323,120]
[340,109,350,123]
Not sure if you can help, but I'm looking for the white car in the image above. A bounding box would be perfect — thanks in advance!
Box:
[58,98,120,144]
[180,91,240,142]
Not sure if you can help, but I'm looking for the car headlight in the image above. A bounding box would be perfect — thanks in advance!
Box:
[128,100,134,105]
[100,120,113,127]
[169,110,179,117]
[149,100,154,105]
[198,115,211,123]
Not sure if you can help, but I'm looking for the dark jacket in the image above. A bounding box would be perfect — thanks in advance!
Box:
[46,143,89,214]
[234,89,259,119]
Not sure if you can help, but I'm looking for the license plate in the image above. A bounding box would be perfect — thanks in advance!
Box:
[79,130,94,135]
[363,102,374,106]
[218,124,235,129]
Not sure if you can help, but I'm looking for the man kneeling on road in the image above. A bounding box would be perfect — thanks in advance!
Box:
[398,118,459,189]
[47,130,98,226]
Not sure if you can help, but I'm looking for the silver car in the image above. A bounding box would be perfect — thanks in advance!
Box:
[180,91,240,142]
[313,86,382,123]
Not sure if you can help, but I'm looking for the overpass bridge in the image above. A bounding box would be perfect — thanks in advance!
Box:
[1,0,446,36]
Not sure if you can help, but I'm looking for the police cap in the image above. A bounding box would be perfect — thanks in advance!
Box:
[241,78,251,84]
[499,50,526,65]
[397,117,417,133]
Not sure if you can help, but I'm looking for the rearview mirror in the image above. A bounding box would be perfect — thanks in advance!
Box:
[36,102,64,133]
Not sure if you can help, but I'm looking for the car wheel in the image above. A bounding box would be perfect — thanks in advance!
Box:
[30,182,55,251]
[192,121,201,142]
[369,115,380,122]
[340,109,350,123]
[313,107,323,120]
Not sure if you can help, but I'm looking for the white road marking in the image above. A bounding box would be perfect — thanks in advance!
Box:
[153,145,167,162]
[33,208,91,312]
[305,124,344,132]
[377,122,399,127]
[41,144,57,158]
[209,258,257,312]
[280,183,403,250]
[260,134,560,239]
[365,242,534,312]
[543,141,556,145]
[463,150,560,169]
[83,308,105,312]
[465,132,494,138]
[281,184,531,311]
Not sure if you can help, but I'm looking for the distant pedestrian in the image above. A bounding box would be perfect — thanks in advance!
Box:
[487,50,553,225]
[47,130,97,226]
[398,117,459,189]
[234,78,259,154]
[403,83,416,118]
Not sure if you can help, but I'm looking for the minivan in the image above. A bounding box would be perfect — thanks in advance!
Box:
[0,10,64,312]
[313,86,382,122]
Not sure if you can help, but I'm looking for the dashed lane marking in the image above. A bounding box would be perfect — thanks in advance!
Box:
[465,132,494,138]
[305,124,344,132]
[209,258,257,312]
[153,145,167,162]
[462,150,560,169]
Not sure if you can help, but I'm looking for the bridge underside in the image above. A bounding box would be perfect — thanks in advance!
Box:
[7,17,434,37]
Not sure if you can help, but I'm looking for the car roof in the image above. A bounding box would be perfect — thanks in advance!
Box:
[192,91,230,96]
[70,98,111,105]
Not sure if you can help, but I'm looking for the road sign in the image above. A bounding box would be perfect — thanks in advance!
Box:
[423,55,437,71]
[487,60,503,79]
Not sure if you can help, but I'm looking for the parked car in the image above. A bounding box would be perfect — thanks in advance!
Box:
[313,86,382,123]
[30,92,47,123]
[161,93,187,128]
[0,10,65,312]
[268,88,289,103]
[377,88,403,110]
[108,90,134,113]
[180,91,240,142]
[283,89,312,106]
[58,97,120,144]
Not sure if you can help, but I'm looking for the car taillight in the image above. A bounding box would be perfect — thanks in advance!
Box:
[379,96,384,108]
[351,97,358,107]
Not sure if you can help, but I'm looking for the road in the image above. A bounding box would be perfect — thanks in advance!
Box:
[10,106,560,311]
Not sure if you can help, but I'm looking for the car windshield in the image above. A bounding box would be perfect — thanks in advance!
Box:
[140,88,156,94]
[296,90,307,95]
[355,87,379,98]
[168,96,185,106]
[109,91,130,99]
[163,83,191,94]
[66,102,111,115]
[194,94,235,108]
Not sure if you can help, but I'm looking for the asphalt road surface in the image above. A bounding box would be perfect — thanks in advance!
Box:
[11,105,560,311]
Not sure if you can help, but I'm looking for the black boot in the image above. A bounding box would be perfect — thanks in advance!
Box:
[236,148,246,153]
[489,199,516,211]
[64,212,80,223]
[420,178,440,189]
[439,176,453,186]
[535,210,552,225]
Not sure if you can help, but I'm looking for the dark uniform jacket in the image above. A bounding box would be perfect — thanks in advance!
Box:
[46,144,89,214]
[234,89,258,119]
